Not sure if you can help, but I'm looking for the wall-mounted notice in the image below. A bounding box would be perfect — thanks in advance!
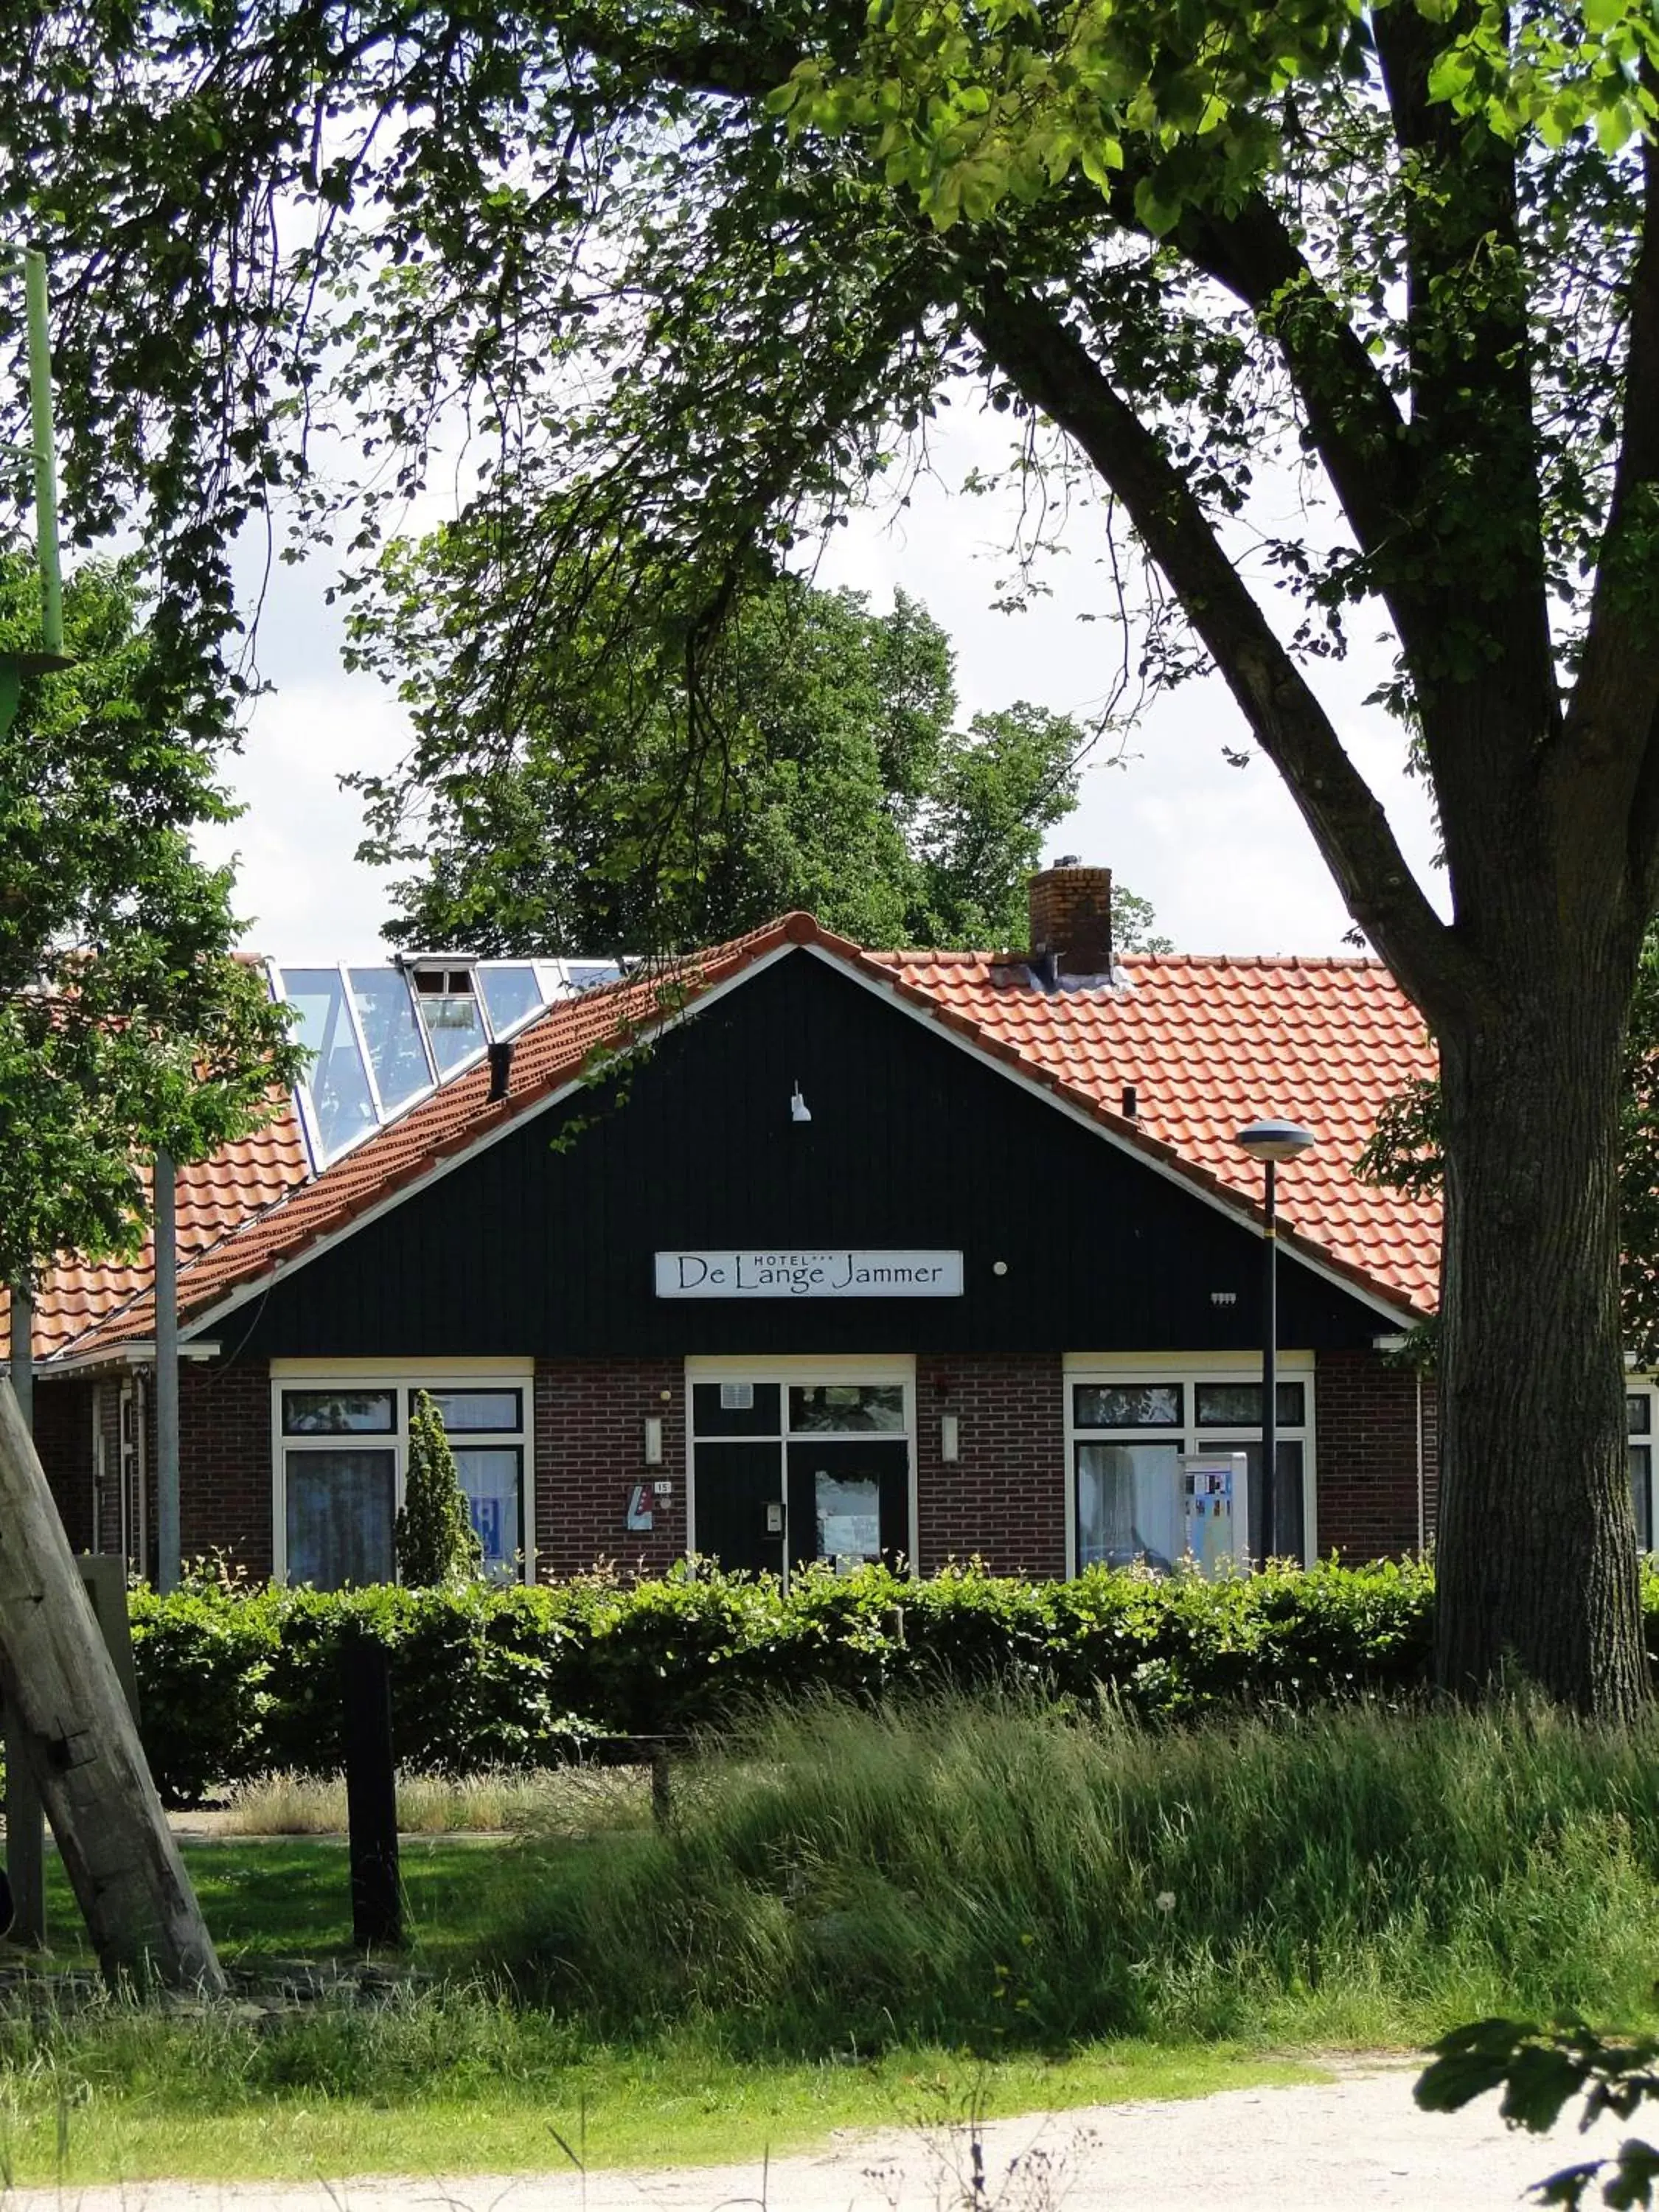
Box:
[655,1249,964,1298]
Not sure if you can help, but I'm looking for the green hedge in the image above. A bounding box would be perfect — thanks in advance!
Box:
[137,1554,1659,1806]
[128,1558,1447,1805]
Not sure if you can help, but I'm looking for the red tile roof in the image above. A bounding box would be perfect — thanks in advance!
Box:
[869,946,1439,1311]
[17,916,1440,1366]
[1,1099,310,1363]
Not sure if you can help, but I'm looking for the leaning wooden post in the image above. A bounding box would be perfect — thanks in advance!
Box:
[4,1281,47,1947]
[0,1379,223,1991]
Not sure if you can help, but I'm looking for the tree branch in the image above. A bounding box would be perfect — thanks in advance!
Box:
[1568,110,1659,878]
[1369,3,1558,741]
[1175,196,1416,600]
[969,272,1472,1020]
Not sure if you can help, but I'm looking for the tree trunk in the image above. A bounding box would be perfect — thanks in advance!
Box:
[1436,962,1650,1718]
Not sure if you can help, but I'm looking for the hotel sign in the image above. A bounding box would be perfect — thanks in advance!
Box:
[655,1249,964,1299]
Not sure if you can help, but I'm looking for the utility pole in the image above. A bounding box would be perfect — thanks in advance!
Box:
[154,1152,180,1593]
[0,247,69,744]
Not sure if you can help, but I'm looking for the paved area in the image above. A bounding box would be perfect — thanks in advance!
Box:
[1,2068,1635,2211]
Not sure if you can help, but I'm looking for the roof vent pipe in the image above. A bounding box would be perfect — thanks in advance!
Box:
[487,1040,515,1102]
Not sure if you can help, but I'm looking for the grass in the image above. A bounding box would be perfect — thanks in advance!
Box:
[215,1764,648,1837]
[0,2008,1318,2185]
[36,1836,524,1972]
[503,1694,1659,2051]
[6,1694,1659,2185]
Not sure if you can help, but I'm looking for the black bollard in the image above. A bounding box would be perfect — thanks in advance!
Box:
[342,1634,403,1950]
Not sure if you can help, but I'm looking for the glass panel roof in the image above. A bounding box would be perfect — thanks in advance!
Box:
[349,967,433,1115]
[479,963,543,1037]
[272,955,618,1171]
[282,968,379,1163]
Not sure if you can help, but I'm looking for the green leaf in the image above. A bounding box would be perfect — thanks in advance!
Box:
[1133,173,1183,234]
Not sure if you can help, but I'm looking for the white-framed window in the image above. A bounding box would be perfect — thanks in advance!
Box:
[271,1363,534,1588]
[1630,1379,1657,1551]
[1065,1354,1315,1576]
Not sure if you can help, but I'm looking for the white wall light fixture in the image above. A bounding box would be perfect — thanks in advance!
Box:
[790,1082,813,1124]
[940,1412,961,1463]
[643,1415,664,1465]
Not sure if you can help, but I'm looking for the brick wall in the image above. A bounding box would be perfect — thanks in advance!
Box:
[534,1358,687,1579]
[915,1354,1068,1577]
[177,1356,274,1577]
[1314,1349,1425,1561]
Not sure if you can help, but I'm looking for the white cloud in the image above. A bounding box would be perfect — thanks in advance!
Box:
[196,674,407,964]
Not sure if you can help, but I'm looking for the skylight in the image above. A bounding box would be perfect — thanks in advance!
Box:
[270,956,623,1172]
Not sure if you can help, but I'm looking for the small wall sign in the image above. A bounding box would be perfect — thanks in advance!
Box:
[654,1249,964,1299]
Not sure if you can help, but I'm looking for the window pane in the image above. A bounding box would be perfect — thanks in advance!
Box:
[693,1382,782,1436]
[283,967,378,1160]
[1629,1395,1652,1436]
[1076,1442,1183,1571]
[286,1448,395,1588]
[1073,1384,1182,1430]
[479,965,543,1036]
[414,979,484,1075]
[349,968,432,1114]
[282,1389,394,1435]
[454,1447,523,1579]
[1194,1382,1306,1428]
[1210,1439,1305,1567]
[426,1388,522,1433]
[789,1384,905,1433]
[1633,1445,1652,1551]
[815,1472,883,1568]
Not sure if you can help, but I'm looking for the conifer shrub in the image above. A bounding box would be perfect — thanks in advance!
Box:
[394,1391,484,1587]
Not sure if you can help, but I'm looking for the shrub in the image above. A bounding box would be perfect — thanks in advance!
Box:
[394,1392,483,1587]
[128,1554,1659,1806]
[128,1557,1446,1804]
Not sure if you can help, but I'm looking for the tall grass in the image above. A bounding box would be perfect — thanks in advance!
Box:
[217,1765,647,1835]
[505,1694,1659,2053]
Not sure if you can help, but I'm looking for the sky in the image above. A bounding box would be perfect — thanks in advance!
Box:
[195,393,1446,967]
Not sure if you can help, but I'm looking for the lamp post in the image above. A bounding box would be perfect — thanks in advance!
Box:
[1233,1119,1316,1561]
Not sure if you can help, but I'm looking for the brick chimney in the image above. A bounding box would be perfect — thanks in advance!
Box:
[1029,860,1114,979]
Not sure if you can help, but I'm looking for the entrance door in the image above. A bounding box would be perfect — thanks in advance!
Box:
[689,1371,913,1579]
[692,1439,788,1577]
[787,1439,909,1573]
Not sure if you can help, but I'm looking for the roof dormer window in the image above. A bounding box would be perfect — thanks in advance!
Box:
[408,963,484,1074]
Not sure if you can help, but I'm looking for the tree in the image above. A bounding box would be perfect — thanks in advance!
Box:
[7,0,1658,1711]
[0,554,300,1293]
[395,1392,484,1588]
[1362,926,1659,1374]
[357,560,1162,954]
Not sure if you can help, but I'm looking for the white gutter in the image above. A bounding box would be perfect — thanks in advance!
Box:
[38,1340,222,1381]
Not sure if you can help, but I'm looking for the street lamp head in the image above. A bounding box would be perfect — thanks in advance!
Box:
[1234,1118,1316,1163]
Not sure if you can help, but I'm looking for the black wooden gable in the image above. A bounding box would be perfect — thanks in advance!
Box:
[229,946,1395,1361]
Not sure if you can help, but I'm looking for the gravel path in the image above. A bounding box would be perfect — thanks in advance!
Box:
[1,2068,1632,2212]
